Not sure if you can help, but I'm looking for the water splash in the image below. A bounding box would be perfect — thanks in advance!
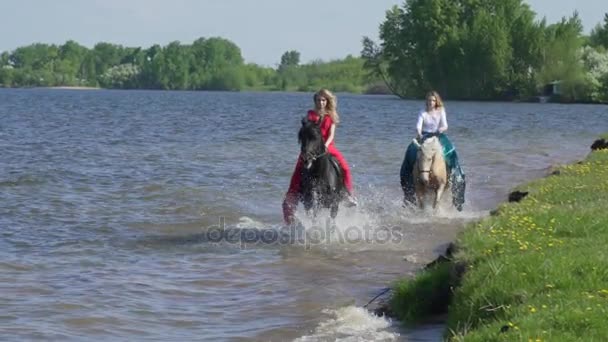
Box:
[294,306,399,342]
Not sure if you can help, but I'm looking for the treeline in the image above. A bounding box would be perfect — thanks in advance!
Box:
[0,38,381,93]
[3,2,608,102]
[362,0,608,103]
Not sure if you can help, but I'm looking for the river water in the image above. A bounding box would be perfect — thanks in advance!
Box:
[1,89,606,341]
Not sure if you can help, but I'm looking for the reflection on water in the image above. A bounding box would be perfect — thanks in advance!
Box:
[1,89,606,340]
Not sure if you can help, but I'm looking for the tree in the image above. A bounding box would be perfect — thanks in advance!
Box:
[161,41,191,90]
[56,40,87,85]
[1,36,377,93]
[276,50,302,90]
[0,51,9,66]
[189,38,209,89]
[79,51,98,86]
[363,0,545,100]
[98,63,140,88]
[589,13,608,49]
[92,42,124,76]
[138,44,163,88]
[196,37,245,90]
[278,50,300,71]
[0,52,13,86]
[361,36,405,97]
[207,67,244,91]
[581,46,608,102]
[539,12,587,101]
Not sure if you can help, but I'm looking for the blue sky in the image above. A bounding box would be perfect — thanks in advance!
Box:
[1,0,605,66]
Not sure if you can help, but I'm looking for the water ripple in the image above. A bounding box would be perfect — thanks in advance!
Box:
[1,89,607,340]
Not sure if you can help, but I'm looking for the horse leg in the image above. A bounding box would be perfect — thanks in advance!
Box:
[432,158,448,210]
[282,193,299,225]
[310,202,319,225]
[330,202,339,220]
[415,182,425,210]
[433,182,446,210]
[313,191,325,225]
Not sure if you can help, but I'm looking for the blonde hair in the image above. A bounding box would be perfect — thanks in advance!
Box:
[314,88,340,124]
[425,90,444,112]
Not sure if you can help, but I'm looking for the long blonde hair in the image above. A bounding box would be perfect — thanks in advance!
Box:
[425,90,444,112]
[314,89,340,124]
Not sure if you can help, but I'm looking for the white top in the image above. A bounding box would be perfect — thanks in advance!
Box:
[416,107,448,134]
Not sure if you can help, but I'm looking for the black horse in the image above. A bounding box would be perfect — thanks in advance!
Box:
[297,117,346,220]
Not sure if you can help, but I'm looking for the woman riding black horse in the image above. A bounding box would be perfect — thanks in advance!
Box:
[282,89,356,224]
[297,118,345,220]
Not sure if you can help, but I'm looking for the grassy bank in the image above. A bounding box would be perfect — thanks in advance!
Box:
[391,134,608,341]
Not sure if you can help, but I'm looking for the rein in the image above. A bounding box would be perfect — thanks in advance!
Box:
[303,150,327,162]
[312,151,327,161]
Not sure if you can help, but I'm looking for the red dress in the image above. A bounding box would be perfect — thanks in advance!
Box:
[282,110,353,224]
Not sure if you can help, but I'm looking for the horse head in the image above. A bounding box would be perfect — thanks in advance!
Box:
[413,136,442,185]
[298,117,326,169]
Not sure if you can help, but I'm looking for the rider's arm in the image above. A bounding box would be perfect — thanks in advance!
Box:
[416,111,424,138]
[325,123,336,148]
[438,108,448,133]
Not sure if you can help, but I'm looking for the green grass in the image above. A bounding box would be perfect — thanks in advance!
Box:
[391,139,608,341]
[391,262,453,323]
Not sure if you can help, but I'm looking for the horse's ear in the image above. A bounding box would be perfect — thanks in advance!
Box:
[301,116,308,126]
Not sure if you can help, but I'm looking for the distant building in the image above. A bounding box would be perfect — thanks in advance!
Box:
[543,80,562,96]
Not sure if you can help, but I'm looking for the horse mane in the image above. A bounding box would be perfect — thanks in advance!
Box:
[420,136,443,157]
[298,117,323,146]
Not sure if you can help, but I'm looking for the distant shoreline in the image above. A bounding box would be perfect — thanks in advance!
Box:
[1,86,606,104]
[46,86,101,90]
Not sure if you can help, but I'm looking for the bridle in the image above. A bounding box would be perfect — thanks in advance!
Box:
[413,134,442,182]
[302,150,327,163]
[416,147,436,175]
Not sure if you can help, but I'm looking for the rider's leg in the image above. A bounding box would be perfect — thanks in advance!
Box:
[283,157,303,224]
[327,147,357,206]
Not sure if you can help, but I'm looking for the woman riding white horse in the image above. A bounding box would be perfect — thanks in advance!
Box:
[400,91,466,211]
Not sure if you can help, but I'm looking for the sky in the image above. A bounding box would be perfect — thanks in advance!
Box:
[1,0,605,67]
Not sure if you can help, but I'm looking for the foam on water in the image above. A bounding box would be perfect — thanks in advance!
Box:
[285,184,487,251]
[236,216,266,229]
[294,306,399,342]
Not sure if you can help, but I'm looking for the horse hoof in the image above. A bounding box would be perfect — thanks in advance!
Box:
[344,195,358,208]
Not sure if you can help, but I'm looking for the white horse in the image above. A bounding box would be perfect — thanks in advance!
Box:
[412,136,448,210]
